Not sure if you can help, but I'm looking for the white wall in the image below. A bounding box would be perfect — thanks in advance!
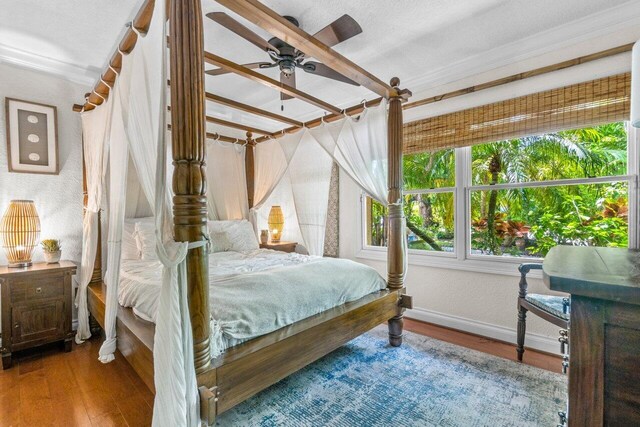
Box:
[0,62,86,267]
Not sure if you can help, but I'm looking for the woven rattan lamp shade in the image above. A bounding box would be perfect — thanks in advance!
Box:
[0,200,41,267]
[404,73,631,154]
[268,205,284,243]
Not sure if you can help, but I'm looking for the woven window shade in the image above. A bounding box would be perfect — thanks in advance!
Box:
[403,73,631,154]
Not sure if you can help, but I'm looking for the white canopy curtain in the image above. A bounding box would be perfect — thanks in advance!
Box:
[76,96,112,343]
[311,101,388,205]
[252,130,333,256]
[286,131,333,256]
[80,0,199,424]
[251,130,305,216]
[206,140,249,220]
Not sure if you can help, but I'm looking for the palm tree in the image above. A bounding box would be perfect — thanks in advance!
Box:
[469,122,628,255]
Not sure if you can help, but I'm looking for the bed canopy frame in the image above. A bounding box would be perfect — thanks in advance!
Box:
[74,0,412,423]
[71,2,637,424]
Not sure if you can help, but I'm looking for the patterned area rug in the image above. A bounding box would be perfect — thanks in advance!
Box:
[217,326,567,426]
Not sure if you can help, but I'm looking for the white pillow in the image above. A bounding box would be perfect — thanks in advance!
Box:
[134,221,158,260]
[208,220,259,252]
[210,231,232,253]
[121,221,140,260]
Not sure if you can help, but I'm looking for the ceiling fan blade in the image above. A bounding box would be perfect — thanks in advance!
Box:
[206,12,280,54]
[312,14,363,48]
[205,62,272,76]
[280,71,295,101]
[303,62,359,86]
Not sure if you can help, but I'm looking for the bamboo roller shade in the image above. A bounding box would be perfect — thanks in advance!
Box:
[403,73,631,154]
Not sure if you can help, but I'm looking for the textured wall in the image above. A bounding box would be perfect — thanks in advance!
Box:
[0,63,86,266]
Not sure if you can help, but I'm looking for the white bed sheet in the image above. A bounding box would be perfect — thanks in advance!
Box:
[117,249,387,357]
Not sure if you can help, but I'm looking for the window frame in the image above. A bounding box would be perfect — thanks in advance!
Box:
[359,123,640,276]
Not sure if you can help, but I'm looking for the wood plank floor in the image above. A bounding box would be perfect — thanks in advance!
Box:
[404,318,562,373]
[0,339,153,427]
[0,319,561,426]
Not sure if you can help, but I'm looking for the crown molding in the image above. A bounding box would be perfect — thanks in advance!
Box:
[403,0,640,97]
[0,43,97,87]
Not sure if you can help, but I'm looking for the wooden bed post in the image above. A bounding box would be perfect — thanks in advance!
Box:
[169,0,211,374]
[387,77,410,347]
[245,132,255,209]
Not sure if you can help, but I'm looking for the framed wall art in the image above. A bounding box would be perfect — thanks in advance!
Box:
[5,98,59,174]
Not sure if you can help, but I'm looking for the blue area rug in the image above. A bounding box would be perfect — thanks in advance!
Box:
[217,326,567,426]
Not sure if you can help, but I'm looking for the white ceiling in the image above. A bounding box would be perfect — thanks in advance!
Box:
[2,0,639,137]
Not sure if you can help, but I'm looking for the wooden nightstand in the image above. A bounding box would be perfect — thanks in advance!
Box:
[0,261,76,369]
[259,241,298,253]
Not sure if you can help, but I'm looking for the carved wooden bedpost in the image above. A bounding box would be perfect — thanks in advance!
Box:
[169,0,211,374]
[245,132,255,209]
[387,77,411,347]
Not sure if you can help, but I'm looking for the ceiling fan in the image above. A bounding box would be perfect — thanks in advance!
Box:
[205,12,363,102]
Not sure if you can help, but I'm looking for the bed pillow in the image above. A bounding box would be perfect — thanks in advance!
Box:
[134,221,158,260]
[121,221,140,260]
[208,220,259,252]
[210,231,232,253]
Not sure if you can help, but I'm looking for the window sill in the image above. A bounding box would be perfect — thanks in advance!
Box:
[356,247,543,279]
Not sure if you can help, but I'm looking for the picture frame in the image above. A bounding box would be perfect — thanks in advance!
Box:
[5,98,59,175]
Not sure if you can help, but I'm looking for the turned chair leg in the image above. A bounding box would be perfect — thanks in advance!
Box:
[516,305,527,362]
[388,314,404,347]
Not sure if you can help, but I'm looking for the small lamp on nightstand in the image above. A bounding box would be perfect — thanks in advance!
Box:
[0,200,41,268]
[268,205,284,243]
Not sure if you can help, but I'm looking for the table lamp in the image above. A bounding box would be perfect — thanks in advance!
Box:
[268,205,284,243]
[0,200,41,267]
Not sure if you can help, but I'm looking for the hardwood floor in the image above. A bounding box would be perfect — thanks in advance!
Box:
[0,338,153,427]
[405,318,563,373]
[0,319,561,426]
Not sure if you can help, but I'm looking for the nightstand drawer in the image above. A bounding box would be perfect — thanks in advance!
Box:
[9,276,64,303]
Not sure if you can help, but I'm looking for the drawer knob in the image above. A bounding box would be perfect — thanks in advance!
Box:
[14,323,19,329]
[35,287,42,294]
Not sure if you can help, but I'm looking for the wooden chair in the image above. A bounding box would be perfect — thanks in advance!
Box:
[516,263,570,362]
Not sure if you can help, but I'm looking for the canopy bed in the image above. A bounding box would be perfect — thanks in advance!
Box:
[73,0,412,425]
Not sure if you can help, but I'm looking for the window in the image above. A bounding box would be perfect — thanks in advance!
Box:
[366,149,456,254]
[364,122,637,261]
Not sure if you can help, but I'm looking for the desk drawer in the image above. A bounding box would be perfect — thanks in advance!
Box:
[9,276,64,303]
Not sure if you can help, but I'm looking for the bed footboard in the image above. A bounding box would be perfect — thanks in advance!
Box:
[201,289,400,420]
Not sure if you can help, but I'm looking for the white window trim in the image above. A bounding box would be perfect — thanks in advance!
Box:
[358,124,640,277]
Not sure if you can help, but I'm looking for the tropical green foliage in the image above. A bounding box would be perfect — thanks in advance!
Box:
[366,122,630,257]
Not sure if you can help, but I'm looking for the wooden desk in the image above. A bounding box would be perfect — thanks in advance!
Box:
[543,246,640,426]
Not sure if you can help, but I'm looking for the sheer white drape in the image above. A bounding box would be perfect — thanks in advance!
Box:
[253,129,335,255]
[206,141,248,220]
[287,131,333,255]
[99,91,129,363]
[311,101,388,204]
[76,98,112,343]
[251,131,304,217]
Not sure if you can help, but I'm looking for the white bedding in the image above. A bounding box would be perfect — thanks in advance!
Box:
[118,249,387,357]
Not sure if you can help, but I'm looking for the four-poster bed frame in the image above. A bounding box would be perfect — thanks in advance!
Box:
[71,1,636,423]
[75,0,412,423]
